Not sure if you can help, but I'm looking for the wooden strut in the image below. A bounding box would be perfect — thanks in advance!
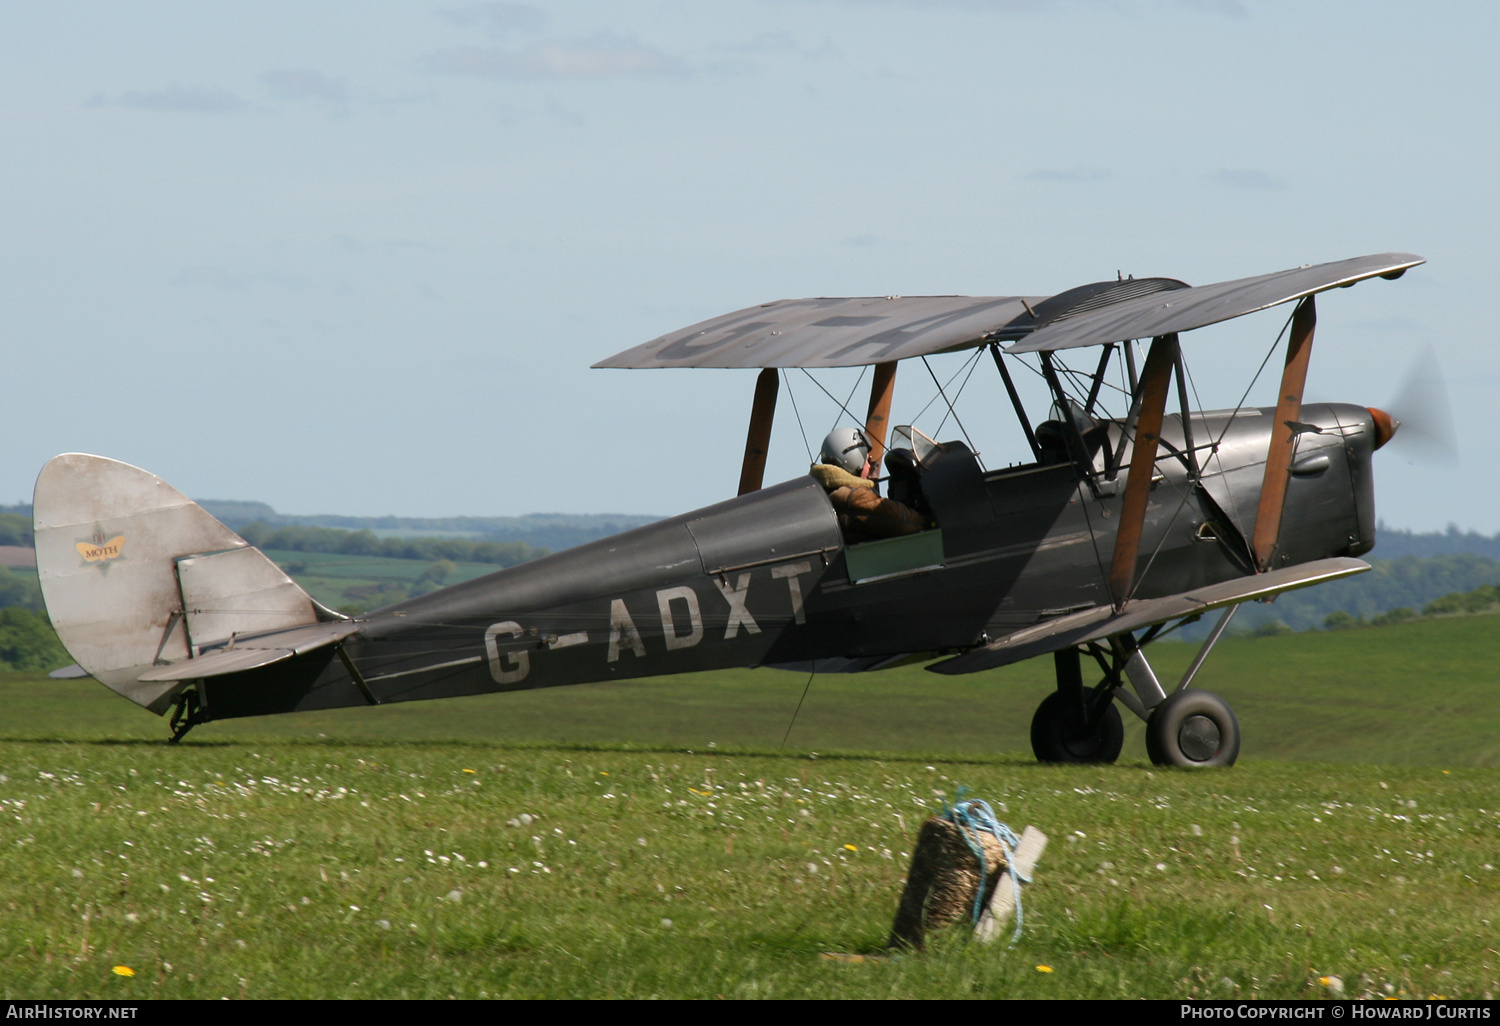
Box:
[737,368,780,496]
[1108,334,1179,611]
[863,361,898,465]
[1251,296,1317,570]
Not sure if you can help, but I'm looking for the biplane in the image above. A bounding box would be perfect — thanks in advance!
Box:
[33,252,1423,766]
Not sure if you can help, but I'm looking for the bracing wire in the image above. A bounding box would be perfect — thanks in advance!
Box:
[781,670,817,749]
[921,356,982,461]
[911,348,984,422]
[1212,306,1297,450]
[934,350,987,434]
[832,366,868,433]
[1127,307,1298,601]
[799,367,868,431]
[781,369,815,464]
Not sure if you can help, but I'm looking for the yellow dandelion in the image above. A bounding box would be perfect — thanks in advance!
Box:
[462,769,476,774]
[843,844,858,852]
[1035,965,1053,973]
[111,966,135,978]
[600,771,609,776]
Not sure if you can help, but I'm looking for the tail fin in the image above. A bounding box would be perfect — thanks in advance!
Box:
[33,453,339,714]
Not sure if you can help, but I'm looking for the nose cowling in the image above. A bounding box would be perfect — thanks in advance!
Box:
[1367,407,1400,450]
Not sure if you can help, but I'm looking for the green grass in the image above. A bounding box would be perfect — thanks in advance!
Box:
[5,613,1500,766]
[1,615,1498,998]
[0,744,1494,998]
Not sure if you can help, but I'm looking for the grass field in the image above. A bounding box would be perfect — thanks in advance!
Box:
[0,615,1497,998]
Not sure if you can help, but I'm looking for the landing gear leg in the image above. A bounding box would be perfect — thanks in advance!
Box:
[1115,607,1243,768]
[1030,647,1123,764]
[168,687,204,744]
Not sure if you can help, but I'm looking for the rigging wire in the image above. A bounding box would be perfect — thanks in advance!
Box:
[781,669,817,749]
[921,356,982,463]
[935,350,987,433]
[1127,308,1298,601]
[833,366,869,433]
[911,348,984,423]
[781,369,815,464]
[799,367,868,432]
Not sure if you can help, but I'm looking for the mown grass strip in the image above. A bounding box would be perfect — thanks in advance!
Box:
[0,742,1494,999]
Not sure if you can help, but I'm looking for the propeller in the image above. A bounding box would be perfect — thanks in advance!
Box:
[1369,343,1458,466]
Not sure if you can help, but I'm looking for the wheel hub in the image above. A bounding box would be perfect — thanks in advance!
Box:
[1177,714,1221,762]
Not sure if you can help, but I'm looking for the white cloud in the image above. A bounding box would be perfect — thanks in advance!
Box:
[426,35,681,79]
[115,85,247,113]
[1022,167,1112,183]
[1207,168,1286,191]
[262,69,347,102]
[772,0,1063,10]
[1178,0,1249,17]
[172,267,313,291]
[438,2,547,35]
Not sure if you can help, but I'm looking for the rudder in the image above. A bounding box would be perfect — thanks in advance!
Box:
[33,453,336,714]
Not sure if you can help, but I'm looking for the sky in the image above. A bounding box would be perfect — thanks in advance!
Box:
[3,1,1496,531]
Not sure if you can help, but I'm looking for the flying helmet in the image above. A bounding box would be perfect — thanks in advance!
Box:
[819,427,871,474]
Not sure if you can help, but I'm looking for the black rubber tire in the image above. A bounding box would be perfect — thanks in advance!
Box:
[1030,687,1124,764]
[1145,689,1241,768]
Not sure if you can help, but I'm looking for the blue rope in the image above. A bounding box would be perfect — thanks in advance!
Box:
[941,792,1028,944]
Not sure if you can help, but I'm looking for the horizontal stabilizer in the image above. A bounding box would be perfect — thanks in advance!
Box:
[48,664,92,680]
[137,621,360,682]
[927,557,1370,675]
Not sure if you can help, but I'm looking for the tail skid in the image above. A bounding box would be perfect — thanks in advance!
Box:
[33,453,345,715]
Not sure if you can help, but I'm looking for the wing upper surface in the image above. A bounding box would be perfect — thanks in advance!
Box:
[595,253,1422,369]
[593,295,1043,369]
[1006,253,1424,354]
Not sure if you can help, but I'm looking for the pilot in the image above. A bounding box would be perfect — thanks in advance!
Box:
[811,427,927,540]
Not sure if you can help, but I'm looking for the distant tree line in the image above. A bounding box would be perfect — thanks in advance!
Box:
[195,501,657,554]
[1152,553,1500,640]
[1372,523,1500,561]
[237,522,548,567]
[1323,577,1500,631]
[0,513,33,548]
[0,565,66,671]
[0,608,68,672]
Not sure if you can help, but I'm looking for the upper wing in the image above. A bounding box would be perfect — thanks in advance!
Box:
[593,295,1042,369]
[1006,253,1424,354]
[925,556,1370,675]
[595,253,1423,370]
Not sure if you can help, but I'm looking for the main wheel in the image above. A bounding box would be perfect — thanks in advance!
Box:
[1030,687,1124,764]
[1145,689,1241,768]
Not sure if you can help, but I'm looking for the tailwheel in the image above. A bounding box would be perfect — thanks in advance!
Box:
[1030,686,1124,764]
[167,687,204,744]
[1145,689,1240,768]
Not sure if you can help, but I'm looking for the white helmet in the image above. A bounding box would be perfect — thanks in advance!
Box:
[819,427,871,474]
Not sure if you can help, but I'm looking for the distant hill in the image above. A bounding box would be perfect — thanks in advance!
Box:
[6,503,1490,559]
[1369,522,1500,561]
[1,501,661,554]
[195,502,661,553]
